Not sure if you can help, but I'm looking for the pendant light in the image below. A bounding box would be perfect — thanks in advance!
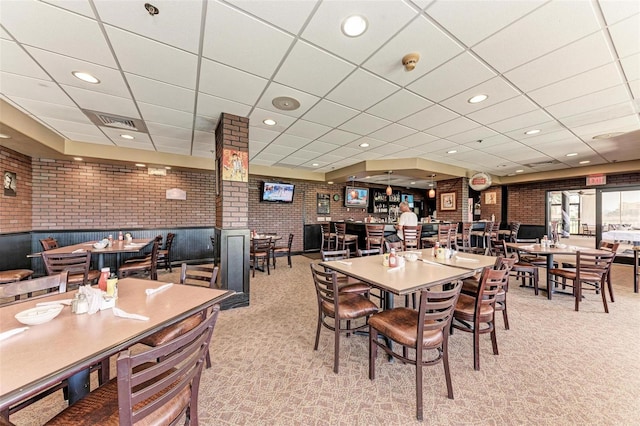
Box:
[428,174,436,198]
[386,171,393,196]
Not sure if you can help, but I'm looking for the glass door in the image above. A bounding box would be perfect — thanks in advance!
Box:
[596,186,640,253]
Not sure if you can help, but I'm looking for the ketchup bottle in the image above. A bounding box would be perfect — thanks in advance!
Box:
[98,267,110,291]
[389,248,397,267]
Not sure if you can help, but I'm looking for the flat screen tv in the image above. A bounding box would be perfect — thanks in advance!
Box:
[261,181,295,203]
[345,186,369,208]
[402,194,414,208]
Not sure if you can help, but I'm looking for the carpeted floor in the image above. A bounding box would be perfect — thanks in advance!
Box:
[10,255,640,425]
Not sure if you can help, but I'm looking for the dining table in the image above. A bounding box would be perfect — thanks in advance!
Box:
[41,238,153,270]
[602,229,640,245]
[0,277,231,416]
[505,242,609,300]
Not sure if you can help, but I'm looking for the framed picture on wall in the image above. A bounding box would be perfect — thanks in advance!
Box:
[317,193,330,214]
[221,149,248,182]
[485,192,497,205]
[440,192,456,211]
[4,171,16,197]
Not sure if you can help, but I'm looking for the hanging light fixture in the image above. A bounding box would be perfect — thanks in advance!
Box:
[385,171,393,196]
[428,174,436,198]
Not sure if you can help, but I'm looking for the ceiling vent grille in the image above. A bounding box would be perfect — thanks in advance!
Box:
[82,109,149,133]
[525,160,560,168]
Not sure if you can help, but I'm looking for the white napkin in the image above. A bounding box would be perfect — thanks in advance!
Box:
[145,283,173,295]
[112,307,149,321]
[337,261,352,266]
[78,285,104,314]
[456,257,479,262]
[0,327,29,342]
[420,259,445,267]
[72,248,86,253]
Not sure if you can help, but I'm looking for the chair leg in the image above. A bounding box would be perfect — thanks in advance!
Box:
[502,302,509,330]
[314,311,322,351]
[369,328,377,380]
[287,252,292,268]
[416,352,423,421]
[442,336,454,400]
[473,322,480,371]
[607,272,615,302]
[334,317,340,374]
[533,269,539,296]
[490,322,498,356]
[575,281,581,312]
[601,279,609,313]
[205,349,212,369]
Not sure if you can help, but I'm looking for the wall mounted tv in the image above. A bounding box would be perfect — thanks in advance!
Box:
[345,186,369,208]
[261,182,295,203]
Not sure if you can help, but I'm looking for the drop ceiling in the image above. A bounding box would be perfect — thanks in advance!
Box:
[1,0,639,189]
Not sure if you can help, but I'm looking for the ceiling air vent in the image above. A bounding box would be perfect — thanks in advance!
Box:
[82,109,149,133]
[525,160,561,168]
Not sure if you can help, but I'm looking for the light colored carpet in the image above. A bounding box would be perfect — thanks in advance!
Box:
[10,256,640,425]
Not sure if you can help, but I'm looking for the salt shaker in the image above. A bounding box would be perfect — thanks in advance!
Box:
[71,294,88,314]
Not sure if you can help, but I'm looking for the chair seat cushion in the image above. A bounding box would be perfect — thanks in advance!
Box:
[337,281,370,294]
[369,308,443,349]
[0,269,33,283]
[119,259,152,272]
[45,363,189,426]
[139,313,203,347]
[454,293,493,320]
[67,269,100,285]
[549,268,602,281]
[321,294,378,319]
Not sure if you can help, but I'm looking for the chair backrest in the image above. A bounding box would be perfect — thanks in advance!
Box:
[310,263,339,309]
[475,267,508,312]
[321,249,349,261]
[417,281,462,336]
[365,224,385,251]
[164,232,175,251]
[180,263,219,289]
[357,248,381,257]
[0,271,68,304]
[459,222,473,248]
[41,251,92,284]
[40,237,59,251]
[402,225,421,250]
[599,241,619,253]
[437,223,452,247]
[117,304,221,425]
[509,222,521,242]
[576,251,615,279]
[384,240,404,253]
[334,222,347,237]
[251,237,272,254]
[494,256,516,291]
[285,233,294,249]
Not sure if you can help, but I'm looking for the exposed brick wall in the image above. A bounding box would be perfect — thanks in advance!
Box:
[0,146,32,233]
[435,178,465,222]
[480,188,502,223]
[31,158,214,230]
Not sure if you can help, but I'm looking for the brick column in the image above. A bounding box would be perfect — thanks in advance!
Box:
[214,113,250,309]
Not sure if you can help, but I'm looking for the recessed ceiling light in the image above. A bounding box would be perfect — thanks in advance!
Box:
[341,15,367,37]
[120,134,134,140]
[365,176,371,179]
[327,181,334,185]
[72,71,100,84]
[263,119,276,126]
[525,129,540,135]
[592,132,624,140]
[135,163,146,167]
[579,160,590,164]
[447,150,457,154]
[0,133,10,139]
[73,157,83,161]
[410,181,416,185]
[566,153,578,157]
[359,142,369,148]
[468,94,488,104]
[312,163,319,167]
[165,166,172,169]
[516,169,524,173]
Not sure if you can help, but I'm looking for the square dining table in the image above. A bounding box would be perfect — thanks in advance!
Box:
[44,238,153,270]
[0,278,231,416]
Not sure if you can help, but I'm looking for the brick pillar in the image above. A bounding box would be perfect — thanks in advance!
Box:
[214,113,250,309]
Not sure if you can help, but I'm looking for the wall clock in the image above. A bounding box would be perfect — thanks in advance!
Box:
[333,194,340,202]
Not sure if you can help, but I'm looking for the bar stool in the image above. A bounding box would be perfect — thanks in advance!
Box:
[334,222,358,256]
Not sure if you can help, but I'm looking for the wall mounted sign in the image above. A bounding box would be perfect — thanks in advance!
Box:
[586,174,606,186]
[166,188,186,200]
[148,167,167,176]
[469,172,492,191]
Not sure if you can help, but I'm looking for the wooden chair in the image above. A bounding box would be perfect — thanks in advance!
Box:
[44,305,221,426]
[402,225,421,251]
[365,224,385,253]
[41,251,100,288]
[320,223,335,251]
[508,221,521,243]
[118,239,160,280]
[250,236,272,277]
[452,267,508,370]
[320,250,370,295]
[39,237,59,251]
[272,233,294,268]
[0,269,34,301]
[503,240,540,295]
[549,251,615,312]
[334,222,358,256]
[582,223,593,236]
[124,234,163,263]
[157,232,175,272]
[561,241,619,302]
[456,222,474,252]
[139,263,219,368]
[356,248,385,306]
[369,282,462,421]
[384,240,404,253]
[310,264,378,373]
[422,223,451,248]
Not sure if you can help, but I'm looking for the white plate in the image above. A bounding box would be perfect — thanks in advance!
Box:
[15,305,64,325]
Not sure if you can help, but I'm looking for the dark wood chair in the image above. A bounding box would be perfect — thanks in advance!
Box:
[250,236,272,277]
[369,282,462,421]
[384,240,404,253]
[41,251,100,288]
[0,269,34,301]
[39,237,59,251]
[402,224,421,251]
[549,251,615,312]
[320,222,335,251]
[456,222,474,252]
[44,305,221,426]
[157,232,175,272]
[139,263,219,368]
[503,240,540,295]
[582,223,593,236]
[320,250,370,295]
[272,233,294,268]
[310,263,378,373]
[334,222,358,256]
[365,224,385,252]
[452,267,508,370]
[118,239,160,280]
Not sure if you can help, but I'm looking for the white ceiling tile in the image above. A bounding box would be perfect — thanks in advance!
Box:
[41,0,95,18]
[39,116,104,138]
[274,40,355,97]
[61,131,113,145]
[362,15,463,86]
[425,0,544,47]
[0,73,71,106]
[546,86,632,120]
[508,127,575,146]
[599,0,640,25]
[420,139,458,153]
[526,63,624,107]
[620,53,640,81]
[302,99,359,127]
[249,126,281,143]
[327,69,399,111]
[338,113,391,135]
[302,0,416,64]
[367,124,417,142]
[284,120,331,140]
[193,130,215,146]
[466,96,539,125]
[1,40,50,80]
[203,1,293,78]
[318,129,361,145]
[463,134,515,148]
[63,85,139,118]
[303,141,340,154]
[1,0,116,67]
[271,134,311,149]
[488,109,554,133]
[197,93,252,122]
[147,123,192,140]
[249,140,268,155]
[94,0,203,53]
[446,127,499,145]
[101,128,153,145]
[105,26,198,90]
[394,132,438,148]
[440,77,521,115]
[199,59,268,105]
[425,117,479,138]
[504,31,616,92]
[277,156,308,166]
[194,115,217,133]
[345,136,387,149]
[407,52,496,102]
[369,143,406,156]
[256,82,320,117]
[398,104,459,131]
[2,96,89,124]
[126,74,195,113]
[261,144,299,156]
[248,108,297,133]
[608,13,640,58]
[138,102,194,130]
[366,90,432,122]
[227,0,318,34]
[570,114,640,139]
[472,1,600,72]
[628,79,640,99]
